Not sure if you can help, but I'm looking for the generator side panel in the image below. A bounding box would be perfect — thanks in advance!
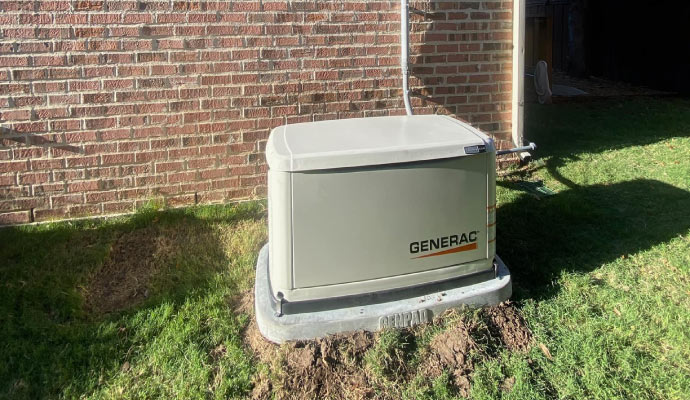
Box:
[487,149,497,260]
[290,155,490,290]
[268,170,293,297]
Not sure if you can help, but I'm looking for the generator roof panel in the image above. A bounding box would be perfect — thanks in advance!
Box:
[266,115,492,171]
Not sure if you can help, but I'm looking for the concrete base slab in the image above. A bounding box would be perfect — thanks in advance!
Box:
[254,244,512,343]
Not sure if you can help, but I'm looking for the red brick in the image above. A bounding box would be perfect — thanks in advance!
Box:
[166,194,196,207]
[33,55,65,66]
[66,156,98,168]
[67,180,100,192]
[83,93,113,104]
[188,158,215,169]
[1,109,32,121]
[168,171,197,183]
[49,94,80,105]
[36,108,70,120]
[181,182,211,192]
[123,13,153,24]
[85,118,115,129]
[0,161,29,173]
[0,175,17,186]
[0,56,30,67]
[74,27,106,38]
[51,194,83,207]
[200,168,228,180]
[0,0,513,224]
[2,28,35,39]
[33,82,67,93]
[102,153,135,165]
[212,178,239,190]
[69,204,102,217]
[74,1,103,11]
[32,208,68,222]
[87,40,120,51]
[155,161,184,173]
[0,211,31,225]
[38,1,71,11]
[103,201,133,213]
[19,172,51,185]
[14,97,45,107]
[30,157,64,170]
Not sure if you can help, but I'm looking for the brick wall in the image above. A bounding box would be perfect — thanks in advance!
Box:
[0,0,514,225]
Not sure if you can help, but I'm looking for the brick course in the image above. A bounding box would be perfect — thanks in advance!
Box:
[0,0,514,225]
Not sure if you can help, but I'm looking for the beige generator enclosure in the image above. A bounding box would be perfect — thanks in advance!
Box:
[255,115,512,343]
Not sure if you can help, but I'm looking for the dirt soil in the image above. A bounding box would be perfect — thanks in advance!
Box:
[240,295,533,400]
[85,227,172,314]
[420,319,477,397]
[483,301,533,352]
[235,291,373,399]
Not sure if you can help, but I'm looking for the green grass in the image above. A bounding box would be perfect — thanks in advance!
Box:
[0,203,267,399]
[1,97,689,399]
[482,97,690,400]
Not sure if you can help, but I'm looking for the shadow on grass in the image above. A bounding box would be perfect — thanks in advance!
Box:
[502,98,690,299]
[0,202,266,399]
[525,97,690,188]
[497,179,690,301]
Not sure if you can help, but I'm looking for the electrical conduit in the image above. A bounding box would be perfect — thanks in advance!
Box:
[400,0,413,116]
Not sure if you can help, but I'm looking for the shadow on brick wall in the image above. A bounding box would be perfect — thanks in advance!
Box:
[406,0,514,146]
[0,127,82,155]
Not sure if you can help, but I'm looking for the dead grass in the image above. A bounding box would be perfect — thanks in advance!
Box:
[84,226,174,314]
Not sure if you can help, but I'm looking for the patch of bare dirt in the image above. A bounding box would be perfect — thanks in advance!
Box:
[85,227,172,314]
[239,292,532,399]
[484,301,533,352]
[421,319,477,397]
[245,327,377,399]
[237,289,377,399]
[273,331,376,400]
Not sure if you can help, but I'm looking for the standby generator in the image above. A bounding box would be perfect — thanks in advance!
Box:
[255,115,514,343]
[253,0,533,343]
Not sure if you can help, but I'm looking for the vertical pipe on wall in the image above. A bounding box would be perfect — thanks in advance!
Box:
[400,0,413,116]
[511,0,525,146]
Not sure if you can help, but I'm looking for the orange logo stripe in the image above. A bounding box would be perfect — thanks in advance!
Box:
[412,242,478,259]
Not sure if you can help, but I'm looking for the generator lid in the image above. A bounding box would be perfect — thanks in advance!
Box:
[266,115,493,172]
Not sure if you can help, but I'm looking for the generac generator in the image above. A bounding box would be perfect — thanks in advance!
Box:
[254,115,513,343]
[253,0,534,343]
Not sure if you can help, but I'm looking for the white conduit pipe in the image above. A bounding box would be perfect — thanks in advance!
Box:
[400,0,413,115]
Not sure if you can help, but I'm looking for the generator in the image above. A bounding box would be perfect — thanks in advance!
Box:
[253,0,533,343]
[255,115,514,343]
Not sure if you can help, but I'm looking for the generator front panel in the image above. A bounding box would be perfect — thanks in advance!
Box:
[289,155,490,290]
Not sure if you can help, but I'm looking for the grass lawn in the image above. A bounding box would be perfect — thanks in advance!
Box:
[1,97,689,399]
